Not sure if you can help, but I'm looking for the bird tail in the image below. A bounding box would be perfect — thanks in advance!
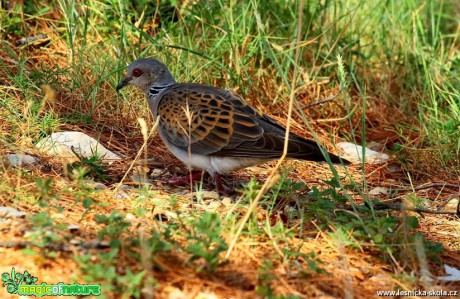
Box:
[287,138,351,165]
[325,151,350,165]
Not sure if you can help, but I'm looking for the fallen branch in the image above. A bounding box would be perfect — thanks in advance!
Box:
[395,182,460,192]
[369,201,460,215]
[14,34,49,46]
[0,240,111,251]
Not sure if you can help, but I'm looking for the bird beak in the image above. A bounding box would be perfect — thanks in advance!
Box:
[116,77,132,92]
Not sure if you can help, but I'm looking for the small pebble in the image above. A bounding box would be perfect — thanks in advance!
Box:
[125,213,136,221]
[207,200,222,211]
[67,224,80,233]
[130,174,153,184]
[113,190,131,200]
[85,180,107,190]
[337,142,389,164]
[368,274,393,287]
[189,191,219,200]
[387,164,401,172]
[369,187,389,195]
[221,197,233,207]
[70,239,80,245]
[444,198,460,211]
[3,154,37,167]
[52,213,66,219]
[0,207,27,219]
[150,168,163,178]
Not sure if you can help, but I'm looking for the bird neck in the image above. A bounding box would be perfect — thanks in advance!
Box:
[147,82,174,99]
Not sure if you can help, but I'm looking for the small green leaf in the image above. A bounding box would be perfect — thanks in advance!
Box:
[406,216,419,229]
[83,198,93,209]
[373,233,384,243]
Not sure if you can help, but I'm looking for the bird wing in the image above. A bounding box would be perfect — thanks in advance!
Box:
[155,83,326,160]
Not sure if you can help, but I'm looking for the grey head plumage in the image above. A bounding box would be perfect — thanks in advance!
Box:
[116,58,176,94]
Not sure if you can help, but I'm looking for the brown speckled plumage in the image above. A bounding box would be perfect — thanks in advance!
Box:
[117,58,349,192]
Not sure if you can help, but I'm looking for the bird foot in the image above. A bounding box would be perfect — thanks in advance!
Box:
[213,174,235,196]
[163,172,235,196]
[166,171,209,187]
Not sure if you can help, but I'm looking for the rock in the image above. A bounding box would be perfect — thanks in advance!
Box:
[195,292,219,299]
[125,213,136,221]
[206,200,222,211]
[90,182,107,190]
[444,197,460,211]
[70,239,80,245]
[166,287,187,299]
[369,187,389,195]
[52,213,66,219]
[83,180,107,190]
[113,189,131,200]
[0,207,26,218]
[337,142,389,164]
[221,197,233,207]
[387,164,401,172]
[36,131,121,163]
[368,274,393,287]
[189,191,220,201]
[130,174,153,184]
[114,184,132,190]
[3,154,37,167]
[438,264,460,281]
[67,224,80,233]
[150,168,164,178]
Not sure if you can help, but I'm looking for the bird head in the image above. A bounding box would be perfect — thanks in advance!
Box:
[116,58,176,94]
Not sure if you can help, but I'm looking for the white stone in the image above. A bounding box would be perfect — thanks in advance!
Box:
[221,197,233,207]
[438,264,460,281]
[52,213,66,219]
[113,189,131,200]
[369,187,389,195]
[36,131,121,162]
[150,168,163,178]
[337,142,389,164]
[125,213,136,221]
[0,207,26,218]
[189,191,220,200]
[67,224,80,232]
[444,198,460,211]
[3,154,37,167]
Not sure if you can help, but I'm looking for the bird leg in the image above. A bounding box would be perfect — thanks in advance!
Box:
[166,171,234,196]
[214,173,235,196]
[167,171,209,186]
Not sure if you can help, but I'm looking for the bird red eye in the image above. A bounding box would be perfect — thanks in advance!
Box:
[132,68,143,77]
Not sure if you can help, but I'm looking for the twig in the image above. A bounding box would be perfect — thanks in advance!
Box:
[0,240,110,251]
[14,34,49,46]
[395,182,460,192]
[300,83,342,109]
[363,201,460,215]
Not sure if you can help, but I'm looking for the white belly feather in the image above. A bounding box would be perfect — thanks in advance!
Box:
[165,141,264,175]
